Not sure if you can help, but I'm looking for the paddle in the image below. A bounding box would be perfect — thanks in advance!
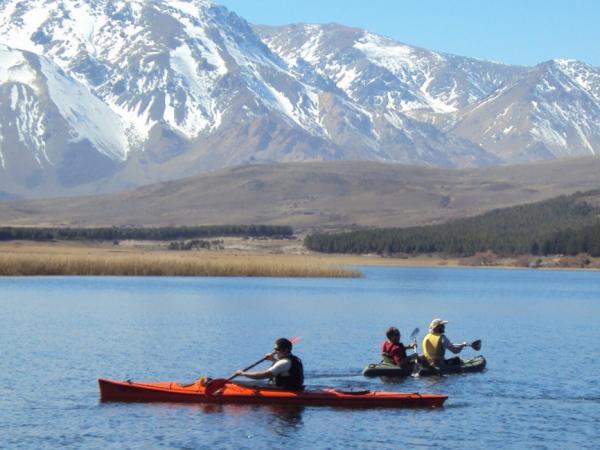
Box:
[409,327,423,377]
[414,337,482,376]
[470,339,482,351]
[205,336,300,395]
[409,327,419,353]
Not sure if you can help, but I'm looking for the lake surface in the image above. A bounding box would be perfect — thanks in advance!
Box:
[1,267,599,449]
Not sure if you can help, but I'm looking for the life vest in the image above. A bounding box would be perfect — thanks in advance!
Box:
[273,354,304,391]
[422,332,444,364]
[381,341,407,365]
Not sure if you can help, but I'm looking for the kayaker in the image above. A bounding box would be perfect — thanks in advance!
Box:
[381,326,417,368]
[235,337,304,391]
[422,319,468,367]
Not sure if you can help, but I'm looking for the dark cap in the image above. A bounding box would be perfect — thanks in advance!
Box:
[274,337,292,352]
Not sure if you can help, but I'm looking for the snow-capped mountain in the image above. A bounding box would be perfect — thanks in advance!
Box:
[0,0,599,199]
[0,0,334,190]
[256,23,523,115]
[0,43,128,194]
[257,23,600,163]
[451,60,600,162]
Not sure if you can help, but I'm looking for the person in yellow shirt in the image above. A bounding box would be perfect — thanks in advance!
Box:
[422,319,468,367]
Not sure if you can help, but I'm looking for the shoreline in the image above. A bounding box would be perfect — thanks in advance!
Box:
[1,239,598,276]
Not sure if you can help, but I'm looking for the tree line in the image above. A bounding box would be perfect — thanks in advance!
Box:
[304,191,600,257]
[0,225,293,241]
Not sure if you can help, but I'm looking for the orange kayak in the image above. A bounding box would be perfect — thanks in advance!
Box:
[98,378,447,408]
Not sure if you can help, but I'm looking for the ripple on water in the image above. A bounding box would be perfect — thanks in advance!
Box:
[2,269,600,449]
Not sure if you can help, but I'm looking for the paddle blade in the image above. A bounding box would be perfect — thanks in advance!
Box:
[204,378,228,396]
[471,339,482,351]
[410,328,420,339]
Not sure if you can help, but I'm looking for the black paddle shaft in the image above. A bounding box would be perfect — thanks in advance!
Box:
[205,355,273,395]
[226,353,273,381]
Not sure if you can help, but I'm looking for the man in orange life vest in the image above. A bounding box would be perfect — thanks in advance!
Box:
[381,326,417,368]
[422,319,468,367]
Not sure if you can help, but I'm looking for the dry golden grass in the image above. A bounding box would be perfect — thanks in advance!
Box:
[0,242,360,277]
[2,240,597,275]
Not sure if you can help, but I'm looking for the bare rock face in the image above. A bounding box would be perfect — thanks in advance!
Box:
[0,1,599,199]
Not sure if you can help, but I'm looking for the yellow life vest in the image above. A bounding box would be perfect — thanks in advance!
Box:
[422,332,443,364]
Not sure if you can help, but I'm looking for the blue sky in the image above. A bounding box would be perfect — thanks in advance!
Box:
[218,0,600,67]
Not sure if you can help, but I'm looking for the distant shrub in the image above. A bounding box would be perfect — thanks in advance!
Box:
[168,239,224,251]
[460,251,498,266]
[514,255,542,268]
[557,253,591,268]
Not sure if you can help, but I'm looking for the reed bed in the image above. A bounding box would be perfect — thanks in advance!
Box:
[0,252,361,278]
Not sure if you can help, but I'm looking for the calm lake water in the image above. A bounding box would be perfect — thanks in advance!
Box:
[1,267,599,449]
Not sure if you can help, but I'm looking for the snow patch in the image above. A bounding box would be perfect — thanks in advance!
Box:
[355,32,456,113]
[0,0,47,53]
[167,42,221,136]
[466,85,509,116]
[298,25,323,65]
[573,122,596,155]
[6,84,48,166]
[536,78,556,94]
[176,13,228,76]
[0,45,39,88]
[336,66,359,91]
[355,32,417,69]
[105,96,156,141]
[40,58,130,160]
[531,122,567,148]
[264,82,298,123]
[384,111,405,130]
[63,0,97,50]
[169,0,203,17]
[10,84,19,109]
[420,71,457,113]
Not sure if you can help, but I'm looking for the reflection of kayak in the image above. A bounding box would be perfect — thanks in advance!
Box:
[362,355,487,377]
[98,378,447,408]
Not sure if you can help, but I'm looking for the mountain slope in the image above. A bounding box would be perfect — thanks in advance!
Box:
[0,44,128,195]
[2,158,600,231]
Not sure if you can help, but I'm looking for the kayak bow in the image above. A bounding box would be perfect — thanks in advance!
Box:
[98,378,447,408]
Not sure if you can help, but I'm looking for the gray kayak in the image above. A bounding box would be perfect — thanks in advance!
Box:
[362,355,487,377]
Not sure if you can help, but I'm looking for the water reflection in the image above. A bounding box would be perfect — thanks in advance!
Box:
[198,403,305,436]
[128,401,306,436]
[266,405,305,436]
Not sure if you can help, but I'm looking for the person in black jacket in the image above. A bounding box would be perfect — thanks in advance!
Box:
[236,337,304,391]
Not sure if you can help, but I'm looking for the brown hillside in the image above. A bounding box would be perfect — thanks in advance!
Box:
[1,158,600,232]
